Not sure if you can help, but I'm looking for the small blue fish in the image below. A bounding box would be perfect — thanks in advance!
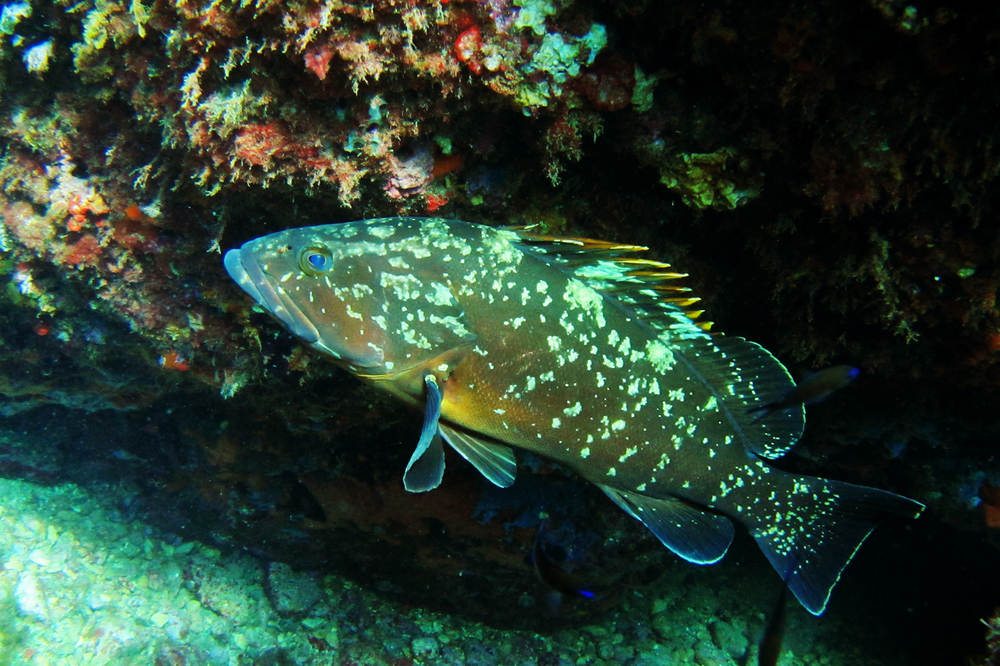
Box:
[747,365,860,425]
[531,520,596,612]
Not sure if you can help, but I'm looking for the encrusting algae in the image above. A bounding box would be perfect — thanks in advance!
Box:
[224,217,924,616]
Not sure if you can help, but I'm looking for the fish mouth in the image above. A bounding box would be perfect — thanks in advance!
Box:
[224,247,321,344]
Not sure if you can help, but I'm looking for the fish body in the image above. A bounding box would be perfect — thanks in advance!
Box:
[747,365,860,425]
[225,217,923,615]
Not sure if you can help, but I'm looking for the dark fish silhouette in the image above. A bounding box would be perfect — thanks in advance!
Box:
[757,560,795,666]
[530,520,596,613]
[747,365,860,425]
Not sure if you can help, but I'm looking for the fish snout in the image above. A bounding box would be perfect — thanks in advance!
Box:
[224,246,321,343]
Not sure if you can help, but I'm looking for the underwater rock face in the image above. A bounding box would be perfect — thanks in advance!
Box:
[0,0,998,656]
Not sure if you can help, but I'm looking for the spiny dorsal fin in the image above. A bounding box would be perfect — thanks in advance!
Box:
[513,229,713,334]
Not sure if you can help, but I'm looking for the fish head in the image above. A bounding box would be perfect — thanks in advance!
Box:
[224,219,477,386]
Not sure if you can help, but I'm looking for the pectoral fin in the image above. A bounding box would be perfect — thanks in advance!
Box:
[439,423,517,488]
[403,375,446,493]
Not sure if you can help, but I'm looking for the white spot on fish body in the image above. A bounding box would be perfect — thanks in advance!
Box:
[581,447,591,458]
[426,282,454,306]
[381,272,423,301]
[547,336,562,352]
[668,388,686,402]
[636,483,647,491]
[551,418,561,429]
[619,446,637,462]
[279,272,294,282]
[611,419,626,431]
[563,278,606,328]
[606,467,617,477]
[368,225,395,239]
[511,317,525,329]
[563,402,583,417]
[596,372,606,388]
[645,339,676,373]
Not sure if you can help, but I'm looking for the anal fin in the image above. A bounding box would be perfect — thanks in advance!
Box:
[599,485,734,564]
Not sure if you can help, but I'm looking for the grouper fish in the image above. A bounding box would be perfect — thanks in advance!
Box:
[224,217,923,615]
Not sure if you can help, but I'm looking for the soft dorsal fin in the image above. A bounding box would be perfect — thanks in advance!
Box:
[513,230,713,335]
[678,335,804,459]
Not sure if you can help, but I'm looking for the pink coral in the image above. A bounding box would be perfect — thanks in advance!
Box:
[3,201,53,252]
[304,45,334,81]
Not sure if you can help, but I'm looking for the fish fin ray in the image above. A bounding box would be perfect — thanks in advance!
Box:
[598,485,734,564]
[751,478,924,616]
[681,336,804,459]
[438,423,517,488]
[512,231,712,336]
[403,375,446,492]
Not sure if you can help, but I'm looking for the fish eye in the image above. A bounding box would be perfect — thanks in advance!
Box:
[299,245,333,275]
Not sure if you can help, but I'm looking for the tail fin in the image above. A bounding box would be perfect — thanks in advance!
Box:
[750,477,923,616]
